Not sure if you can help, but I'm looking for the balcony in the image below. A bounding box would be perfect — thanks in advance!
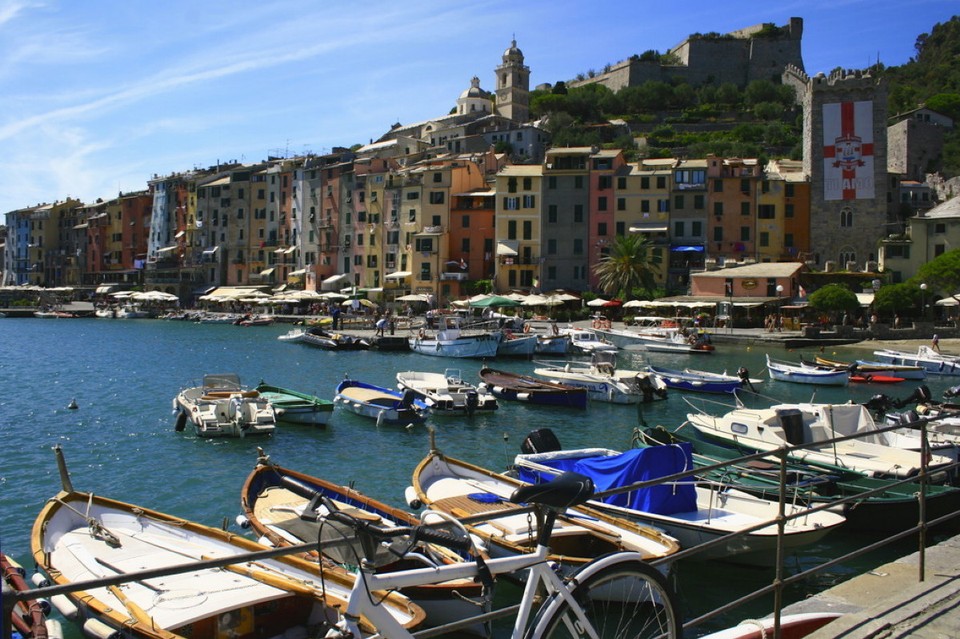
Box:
[440,272,468,281]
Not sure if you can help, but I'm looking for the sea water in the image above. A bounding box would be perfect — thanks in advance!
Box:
[0,318,949,635]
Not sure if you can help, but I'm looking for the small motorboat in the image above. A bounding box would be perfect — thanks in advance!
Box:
[478,366,588,408]
[766,355,848,386]
[801,357,905,384]
[173,373,277,438]
[645,364,755,394]
[31,447,424,639]
[623,331,715,354]
[301,326,370,350]
[685,401,955,481]
[873,347,960,376]
[511,429,846,565]
[334,378,429,425]
[277,328,307,342]
[255,382,334,426]
[408,316,501,358]
[532,353,667,404]
[396,369,498,413]
[235,314,275,326]
[239,452,482,630]
[560,328,618,355]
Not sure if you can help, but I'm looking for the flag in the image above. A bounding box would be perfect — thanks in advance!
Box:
[533,277,540,288]
[460,258,467,270]
[799,285,807,298]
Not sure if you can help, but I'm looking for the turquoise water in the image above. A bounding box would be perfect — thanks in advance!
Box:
[0,318,951,635]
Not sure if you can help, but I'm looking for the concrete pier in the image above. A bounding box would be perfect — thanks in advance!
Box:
[787,534,960,638]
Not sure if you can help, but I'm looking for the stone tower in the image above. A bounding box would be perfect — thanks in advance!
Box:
[495,40,530,123]
[783,65,888,269]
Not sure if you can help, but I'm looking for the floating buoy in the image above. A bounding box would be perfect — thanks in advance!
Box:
[67,398,78,410]
[235,515,251,529]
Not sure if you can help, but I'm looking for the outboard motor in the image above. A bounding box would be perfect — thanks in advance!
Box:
[465,389,479,414]
[863,393,892,416]
[521,428,562,455]
[737,367,757,393]
[944,384,960,399]
[636,375,655,403]
[400,389,417,408]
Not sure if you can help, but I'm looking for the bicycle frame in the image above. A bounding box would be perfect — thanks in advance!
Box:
[335,540,593,639]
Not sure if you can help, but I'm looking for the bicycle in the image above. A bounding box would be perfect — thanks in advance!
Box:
[296,471,681,639]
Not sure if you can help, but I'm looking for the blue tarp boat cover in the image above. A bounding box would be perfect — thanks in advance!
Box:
[518,444,697,516]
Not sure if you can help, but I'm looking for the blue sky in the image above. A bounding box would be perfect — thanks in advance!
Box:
[1,0,956,215]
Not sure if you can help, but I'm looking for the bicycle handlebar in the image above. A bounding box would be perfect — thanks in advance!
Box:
[300,493,473,554]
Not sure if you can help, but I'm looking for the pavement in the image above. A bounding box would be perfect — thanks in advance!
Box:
[786,533,960,639]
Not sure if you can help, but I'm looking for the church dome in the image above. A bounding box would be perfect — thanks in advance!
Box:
[459,76,489,100]
[502,39,523,62]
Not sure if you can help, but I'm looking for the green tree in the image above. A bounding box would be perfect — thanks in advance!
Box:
[873,283,921,319]
[913,249,960,295]
[808,283,860,321]
[593,235,662,300]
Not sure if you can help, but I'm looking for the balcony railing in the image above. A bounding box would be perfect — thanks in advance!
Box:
[440,272,468,281]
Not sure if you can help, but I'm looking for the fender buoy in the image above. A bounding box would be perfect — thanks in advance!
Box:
[523,323,531,334]
[175,411,187,432]
[552,323,559,336]
[418,328,425,339]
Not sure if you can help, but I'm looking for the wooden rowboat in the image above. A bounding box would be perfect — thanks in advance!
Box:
[31,447,423,639]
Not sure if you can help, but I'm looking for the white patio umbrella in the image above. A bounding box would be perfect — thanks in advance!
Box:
[622,300,645,308]
[541,295,565,306]
[522,294,549,306]
[586,298,610,307]
[396,293,430,302]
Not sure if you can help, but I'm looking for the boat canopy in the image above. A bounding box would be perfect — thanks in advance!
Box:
[517,444,697,515]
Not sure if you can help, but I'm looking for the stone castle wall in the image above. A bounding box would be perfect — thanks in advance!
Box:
[569,17,803,92]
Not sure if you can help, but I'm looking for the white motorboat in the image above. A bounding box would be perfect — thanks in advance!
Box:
[277,328,307,342]
[396,368,499,413]
[622,331,716,354]
[173,373,277,438]
[408,315,501,358]
[685,401,954,480]
[511,430,846,565]
[873,346,960,376]
[560,328,618,355]
[532,353,667,404]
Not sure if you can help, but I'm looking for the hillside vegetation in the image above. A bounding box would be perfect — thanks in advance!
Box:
[530,16,960,176]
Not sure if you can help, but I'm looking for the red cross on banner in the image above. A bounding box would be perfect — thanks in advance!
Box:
[822,101,875,201]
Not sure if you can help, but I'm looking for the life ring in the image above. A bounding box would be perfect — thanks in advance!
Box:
[418,328,425,339]
[523,323,531,334]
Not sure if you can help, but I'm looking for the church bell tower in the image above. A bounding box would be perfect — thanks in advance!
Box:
[495,40,530,123]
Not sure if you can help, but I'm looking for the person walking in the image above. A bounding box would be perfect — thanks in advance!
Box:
[932,333,941,353]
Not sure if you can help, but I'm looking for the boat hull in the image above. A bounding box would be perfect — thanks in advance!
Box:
[334,379,428,424]
[255,383,334,426]
[873,349,960,376]
[31,490,423,639]
[479,366,588,408]
[240,459,482,631]
[408,333,500,358]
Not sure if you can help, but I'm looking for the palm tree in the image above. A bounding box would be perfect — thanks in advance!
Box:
[593,234,661,300]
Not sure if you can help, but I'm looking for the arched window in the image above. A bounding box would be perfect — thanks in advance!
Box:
[840,207,853,228]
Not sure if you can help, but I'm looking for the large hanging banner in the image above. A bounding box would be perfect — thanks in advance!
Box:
[822,101,875,200]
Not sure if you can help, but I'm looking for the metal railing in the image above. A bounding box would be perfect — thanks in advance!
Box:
[4,418,959,639]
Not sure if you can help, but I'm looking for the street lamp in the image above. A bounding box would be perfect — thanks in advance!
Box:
[920,283,928,320]
[776,284,783,300]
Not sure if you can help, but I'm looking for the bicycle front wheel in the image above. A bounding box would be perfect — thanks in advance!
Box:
[529,559,680,639]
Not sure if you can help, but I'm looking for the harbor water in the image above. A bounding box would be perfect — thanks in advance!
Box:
[1,318,954,636]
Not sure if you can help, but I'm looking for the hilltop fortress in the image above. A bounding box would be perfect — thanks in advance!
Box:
[567,17,804,91]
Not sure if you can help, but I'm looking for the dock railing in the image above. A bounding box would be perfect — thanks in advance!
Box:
[5,423,960,639]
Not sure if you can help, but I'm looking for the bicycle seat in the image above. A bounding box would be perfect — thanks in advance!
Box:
[510,472,594,510]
